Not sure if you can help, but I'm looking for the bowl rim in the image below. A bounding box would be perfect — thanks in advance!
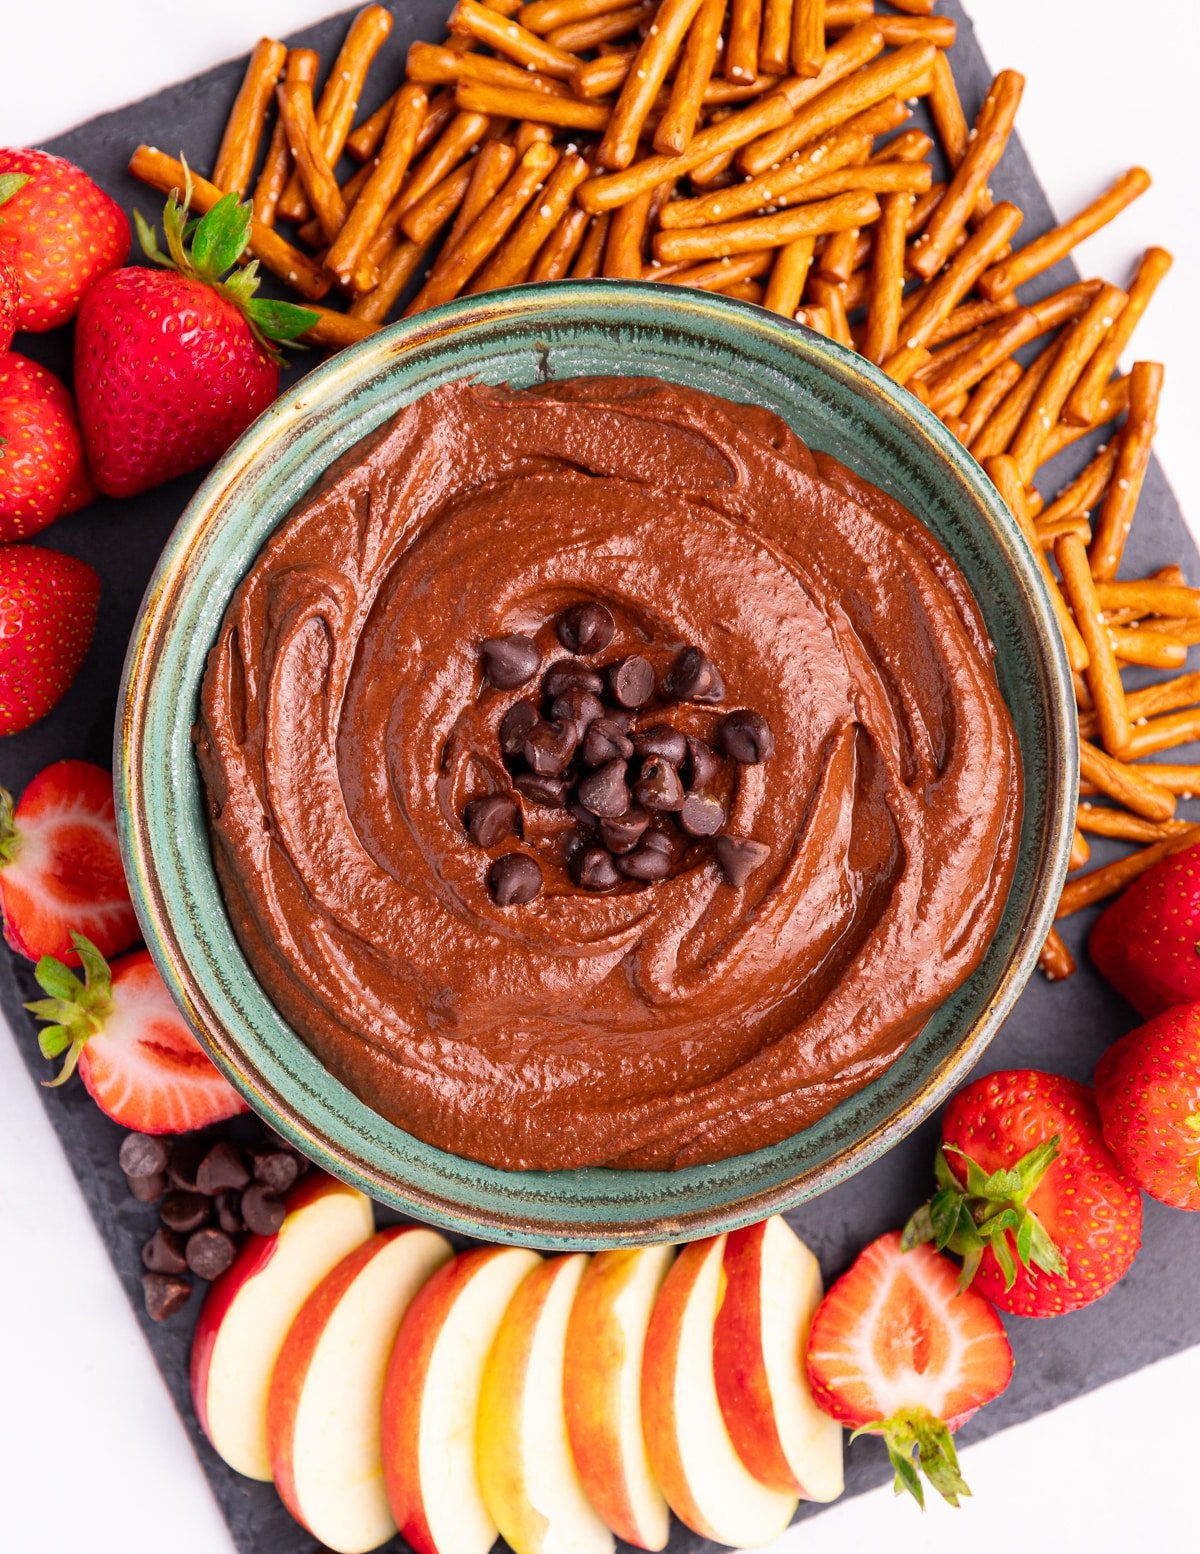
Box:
[117,279,1077,1248]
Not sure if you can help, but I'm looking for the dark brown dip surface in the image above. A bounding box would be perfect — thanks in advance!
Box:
[195,377,1021,1170]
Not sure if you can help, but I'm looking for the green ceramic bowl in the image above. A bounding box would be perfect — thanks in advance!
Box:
[117,282,1076,1249]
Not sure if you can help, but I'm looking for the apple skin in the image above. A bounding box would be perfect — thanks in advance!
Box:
[564,1246,674,1551]
[381,1245,541,1554]
[713,1218,844,1501]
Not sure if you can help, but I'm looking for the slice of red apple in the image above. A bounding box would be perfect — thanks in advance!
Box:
[564,1245,674,1551]
[190,1173,374,1481]
[266,1226,453,1552]
[478,1252,614,1554]
[713,1217,844,1501]
[382,1245,541,1554]
[641,1234,798,1547]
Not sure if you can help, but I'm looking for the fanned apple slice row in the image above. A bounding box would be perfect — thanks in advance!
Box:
[642,1234,798,1548]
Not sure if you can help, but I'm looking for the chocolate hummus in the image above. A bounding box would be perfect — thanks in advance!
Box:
[195,377,1021,1171]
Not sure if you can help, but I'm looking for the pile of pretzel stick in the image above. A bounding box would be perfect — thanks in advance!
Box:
[128,0,1196,980]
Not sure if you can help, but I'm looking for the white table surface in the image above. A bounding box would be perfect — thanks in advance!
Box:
[2,3,1199,1550]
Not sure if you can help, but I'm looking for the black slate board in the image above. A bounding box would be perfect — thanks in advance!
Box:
[3,3,1198,1550]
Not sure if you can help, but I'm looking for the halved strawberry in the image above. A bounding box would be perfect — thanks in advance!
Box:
[28,933,247,1134]
[1,760,139,964]
[806,1232,1013,1508]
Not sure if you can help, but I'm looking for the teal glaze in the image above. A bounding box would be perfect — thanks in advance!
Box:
[117,282,1077,1249]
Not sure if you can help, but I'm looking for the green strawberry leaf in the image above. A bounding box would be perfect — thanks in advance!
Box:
[26,934,113,1090]
[0,172,30,209]
[191,191,252,278]
[855,1409,971,1510]
[244,296,321,343]
[901,1203,935,1251]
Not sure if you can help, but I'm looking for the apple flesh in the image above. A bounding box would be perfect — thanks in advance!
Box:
[641,1234,797,1547]
[266,1226,452,1553]
[477,1252,614,1554]
[381,1245,541,1554]
[713,1217,844,1501]
[564,1246,674,1551]
[190,1173,374,1481]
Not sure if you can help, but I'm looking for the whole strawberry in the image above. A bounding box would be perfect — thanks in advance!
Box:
[0,254,19,354]
[1089,841,1200,1017]
[0,544,99,735]
[1096,1004,1200,1211]
[75,172,316,498]
[0,151,129,332]
[0,353,95,540]
[904,1069,1142,1318]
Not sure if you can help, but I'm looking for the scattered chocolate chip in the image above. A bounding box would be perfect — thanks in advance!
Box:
[641,827,676,857]
[142,1226,188,1275]
[550,687,605,738]
[718,709,775,764]
[127,1171,167,1204]
[251,1150,301,1195]
[618,844,673,882]
[241,1183,287,1238]
[567,796,601,836]
[160,1190,211,1235]
[607,655,656,709]
[500,699,540,758]
[634,755,685,812]
[215,1191,244,1235]
[581,717,635,768]
[577,759,631,819]
[716,835,771,886]
[196,1141,251,1197]
[514,771,569,808]
[599,806,650,854]
[632,724,688,765]
[544,659,604,699]
[569,846,622,891]
[119,1133,168,1180]
[666,646,725,703]
[489,853,544,906]
[166,1136,207,1192]
[686,736,723,792]
[465,793,519,849]
[481,634,541,690]
[524,718,579,776]
[143,1272,192,1323]
[557,602,616,656]
[680,793,726,837]
[186,1227,238,1281]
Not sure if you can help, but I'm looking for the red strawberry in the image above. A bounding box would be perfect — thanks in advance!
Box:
[905,1069,1142,1318]
[0,543,99,734]
[0,760,139,964]
[0,353,94,540]
[28,933,247,1133]
[0,254,18,354]
[1095,1003,1200,1211]
[806,1232,1013,1508]
[75,173,316,498]
[1089,841,1200,1017]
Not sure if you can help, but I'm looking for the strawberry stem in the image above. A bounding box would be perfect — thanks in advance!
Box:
[851,1408,971,1509]
[0,786,17,867]
[26,932,113,1088]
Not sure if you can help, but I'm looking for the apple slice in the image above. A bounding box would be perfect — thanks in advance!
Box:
[382,1246,541,1554]
[477,1252,614,1554]
[191,1173,374,1481]
[641,1234,798,1548]
[564,1246,674,1551]
[713,1217,844,1501]
[266,1226,453,1553]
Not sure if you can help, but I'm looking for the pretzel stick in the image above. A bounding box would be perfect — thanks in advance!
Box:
[446,139,517,247]
[349,235,437,324]
[448,0,579,78]
[961,358,1022,446]
[530,202,591,278]
[1118,708,1200,760]
[1130,765,1200,796]
[794,304,832,335]
[1076,806,1194,844]
[925,308,1040,414]
[595,0,706,169]
[1057,827,1200,919]
[859,189,911,364]
[252,48,318,227]
[727,0,763,82]
[325,85,429,290]
[1065,248,1172,427]
[1084,357,1164,578]
[349,87,455,163]
[573,50,636,96]
[1069,828,1091,872]
[1037,442,1119,531]
[704,73,784,103]
[399,163,476,245]
[213,38,288,196]
[1077,738,1175,821]
[129,146,331,299]
[1055,533,1131,756]
[762,235,814,314]
[928,294,1018,345]
[470,153,589,288]
[1041,375,1130,462]
[408,41,569,96]
[604,185,655,276]
[926,46,968,171]
[653,188,878,260]
[514,121,555,154]
[822,0,871,19]
[301,306,380,349]
[547,3,655,50]
[807,276,851,346]
[400,111,495,221]
[1038,928,1075,981]
[760,0,794,74]
[456,79,612,129]
[791,0,825,77]
[1096,579,1200,619]
[519,0,639,30]
[277,79,348,244]
[883,0,935,12]
[1112,630,1185,669]
[1111,671,1200,728]
[655,0,725,153]
[970,347,1053,459]
[661,250,771,289]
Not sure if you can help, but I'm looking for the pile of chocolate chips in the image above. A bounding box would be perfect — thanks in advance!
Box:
[120,1123,312,1321]
[467,602,773,905]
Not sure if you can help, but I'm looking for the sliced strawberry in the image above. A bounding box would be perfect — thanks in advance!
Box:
[0,760,139,964]
[28,933,247,1134]
[1089,841,1200,1017]
[806,1232,1012,1508]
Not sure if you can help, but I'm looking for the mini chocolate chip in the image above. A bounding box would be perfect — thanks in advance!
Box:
[186,1227,238,1281]
[523,718,579,776]
[119,1133,168,1179]
[686,736,723,792]
[557,602,616,656]
[641,826,677,856]
[143,1272,192,1322]
[167,1136,208,1191]
[569,846,622,891]
[567,796,601,835]
[581,717,635,768]
[489,853,544,905]
[160,1191,211,1235]
[544,659,605,698]
[632,724,688,765]
[215,1191,244,1235]
[607,655,655,709]
[617,844,673,882]
[196,1141,251,1196]
[577,759,631,819]
[599,806,650,854]
[514,771,569,808]
[481,634,540,690]
[127,1171,167,1204]
[718,710,775,764]
[716,835,771,886]
[251,1150,301,1194]
[680,793,726,836]
[142,1226,188,1275]
[666,646,725,703]
[634,755,685,812]
[500,699,540,758]
[241,1183,287,1237]
[465,793,520,849]
[550,687,605,737]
